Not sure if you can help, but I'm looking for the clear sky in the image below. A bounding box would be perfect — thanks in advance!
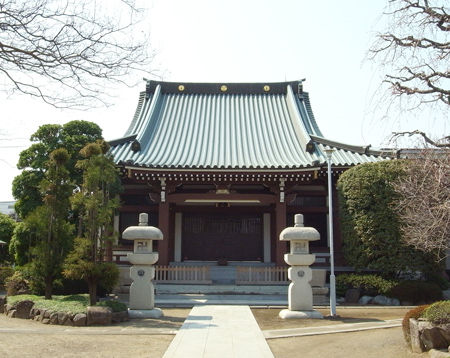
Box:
[0,0,448,201]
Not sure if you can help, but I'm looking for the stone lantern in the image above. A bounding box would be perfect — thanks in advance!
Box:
[122,213,163,318]
[279,214,323,319]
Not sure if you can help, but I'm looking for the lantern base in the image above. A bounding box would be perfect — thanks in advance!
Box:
[128,308,163,319]
[279,309,323,320]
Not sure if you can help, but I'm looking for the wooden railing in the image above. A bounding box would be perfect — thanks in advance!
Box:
[236,266,327,287]
[236,266,288,285]
[154,265,212,284]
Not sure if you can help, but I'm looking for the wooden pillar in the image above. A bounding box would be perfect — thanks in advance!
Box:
[275,200,287,266]
[158,201,170,265]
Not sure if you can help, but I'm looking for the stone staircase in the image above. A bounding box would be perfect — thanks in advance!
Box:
[114,264,329,306]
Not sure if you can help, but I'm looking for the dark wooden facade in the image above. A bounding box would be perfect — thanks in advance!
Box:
[115,168,344,266]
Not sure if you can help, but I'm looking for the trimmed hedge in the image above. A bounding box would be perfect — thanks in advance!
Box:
[388,280,442,304]
[337,161,441,278]
[5,270,30,296]
[0,266,14,289]
[402,305,430,344]
[97,300,128,313]
[336,273,397,297]
[422,301,450,325]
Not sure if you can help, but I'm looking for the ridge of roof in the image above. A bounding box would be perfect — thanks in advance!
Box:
[310,135,394,157]
[108,134,137,147]
[145,80,305,95]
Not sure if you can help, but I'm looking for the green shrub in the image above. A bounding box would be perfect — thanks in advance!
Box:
[0,266,14,289]
[5,271,30,296]
[337,161,441,278]
[422,301,450,325]
[97,300,127,312]
[7,294,89,314]
[388,280,442,304]
[402,305,429,344]
[336,274,398,297]
[425,272,450,290]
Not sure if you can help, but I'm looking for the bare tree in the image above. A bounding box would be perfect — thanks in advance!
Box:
[370,0,449,108]
[393,149,450,261]
[0,0,153,108]
[391,130,450,148]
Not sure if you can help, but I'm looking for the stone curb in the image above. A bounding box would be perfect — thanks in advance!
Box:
[263,319,402,339]
[0,327,178,335]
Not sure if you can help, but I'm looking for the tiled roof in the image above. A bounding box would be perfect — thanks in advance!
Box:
[110,80,389,170]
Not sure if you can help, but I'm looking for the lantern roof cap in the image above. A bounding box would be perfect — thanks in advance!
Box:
[122,213,163,241]
[279,214,320,242]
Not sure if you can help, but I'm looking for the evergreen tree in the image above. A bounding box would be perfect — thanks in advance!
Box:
[63,140,120,305]
[29,148,74,299]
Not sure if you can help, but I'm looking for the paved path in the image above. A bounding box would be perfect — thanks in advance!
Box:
[162,305,274,358]
[155,294,288,307]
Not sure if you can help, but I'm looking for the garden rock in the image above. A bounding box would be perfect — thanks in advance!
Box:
[72,313,87,326]
[422,326,450,350]
[409,319,450,353]
[358,295,373,305]
[345,288,360,303]
[49,312,59,325]
[373,295,389,305]
[429,349,450,358]
[7,309,16,318]
[64,318,73,326]
[442,289,450,300]
[4,303,13,315]
[87,306,112,325]
[36,309,47,321]
[57,312,69,325]
[13,300,34,319]
[41,318,50,324]
[112,311,129,323]
[389,298,400,306]
[29,307,38,319]
[410,319,427,353]
[372,295,400,306]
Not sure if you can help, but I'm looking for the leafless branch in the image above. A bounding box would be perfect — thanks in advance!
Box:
[0,0,154,109]
[369,0,449,109]
[391,130,450,147]
[393,149,450,261]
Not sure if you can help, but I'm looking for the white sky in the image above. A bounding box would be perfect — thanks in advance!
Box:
[0,0,448,201]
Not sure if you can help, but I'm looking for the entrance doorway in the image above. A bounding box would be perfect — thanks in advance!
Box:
[182,213,263,261]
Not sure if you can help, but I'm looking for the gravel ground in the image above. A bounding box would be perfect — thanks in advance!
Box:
[0,306,435,358]
[252,307,413,330]
[267,327,426,358]
[0,308,189,358]
[253,307,428,358]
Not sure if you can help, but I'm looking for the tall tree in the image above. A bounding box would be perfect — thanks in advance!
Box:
[370,0,449,108]
[13,120,102,218]
[0,212,16,264]
[393,149,450,261]
[63,140,120,305]
[337,161,441,278]
[0,0,151,108]
[29,148,74,299]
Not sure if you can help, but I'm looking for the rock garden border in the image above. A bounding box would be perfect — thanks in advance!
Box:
[0,296,128,326]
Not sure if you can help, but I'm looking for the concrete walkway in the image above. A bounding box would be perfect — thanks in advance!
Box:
[155,294,288,307]
[162,305,274,358]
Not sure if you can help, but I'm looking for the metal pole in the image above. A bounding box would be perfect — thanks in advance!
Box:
[325,148,337,317]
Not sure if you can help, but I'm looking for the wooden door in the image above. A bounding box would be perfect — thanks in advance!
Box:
[182,214,263,261]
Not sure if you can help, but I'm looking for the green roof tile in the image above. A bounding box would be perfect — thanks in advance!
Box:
[110,80,388,170]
